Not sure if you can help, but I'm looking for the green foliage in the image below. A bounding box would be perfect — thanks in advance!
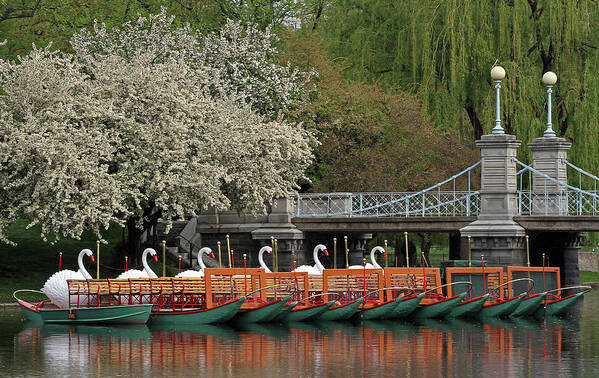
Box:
[0,219,123,302]
[315,0,599,181]
[280,32,478,192]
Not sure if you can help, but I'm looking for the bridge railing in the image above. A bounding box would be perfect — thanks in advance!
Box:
[295,161,481,218]
[515,158,599,215]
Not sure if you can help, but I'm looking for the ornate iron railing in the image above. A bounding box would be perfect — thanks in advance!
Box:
[295,161,481,218]
[515,158,599,215]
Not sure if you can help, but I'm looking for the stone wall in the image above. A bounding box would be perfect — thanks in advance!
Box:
[579,252,599,272]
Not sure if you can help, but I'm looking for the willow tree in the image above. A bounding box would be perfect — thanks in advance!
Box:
[0,10,317,254]
[316,0,599,177]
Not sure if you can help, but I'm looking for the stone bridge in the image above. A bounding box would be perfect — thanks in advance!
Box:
[155,132,599,286]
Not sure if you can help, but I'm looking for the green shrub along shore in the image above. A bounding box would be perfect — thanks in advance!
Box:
[0,220,172,303]
[1,221,597,303]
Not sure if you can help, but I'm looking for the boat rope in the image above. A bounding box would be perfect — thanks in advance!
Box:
[243,283,297,298]
[298,292,340,305]
[423,281,473,298]
[362,287,416,299]
[544,285,592,299]
[487,278,535,298]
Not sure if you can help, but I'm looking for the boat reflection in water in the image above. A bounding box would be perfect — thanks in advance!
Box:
[13,316,583,377]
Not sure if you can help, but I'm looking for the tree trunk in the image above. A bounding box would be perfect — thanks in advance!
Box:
[126,217,144,265]
[394,235,417,267]
[418,232,432,266]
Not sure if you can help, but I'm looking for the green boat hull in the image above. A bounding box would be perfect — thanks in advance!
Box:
[272,301,299,322]
[149,297,245,325]
[511,293,547,317]
[233,295,291,323]
[18,301,153,325]
[479,295,524,318]
[410,293,466,319]
[356,298,402,321]
[449,294,489,318]
[387,293,425,319]
[535,292,584,317]
[18,301,43,323]
[281,302,335,322]
[317,298,364,321]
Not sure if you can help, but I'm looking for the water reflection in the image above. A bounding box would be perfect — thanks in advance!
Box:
[6,296,597,377]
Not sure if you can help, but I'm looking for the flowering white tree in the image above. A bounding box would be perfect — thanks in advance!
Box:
[71,9,315,118]
[0,10,317,251]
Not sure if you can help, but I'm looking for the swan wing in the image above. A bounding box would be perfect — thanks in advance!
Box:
[349,263,376,269]
[174,270,204,278]
[41,270,83,308]
[293,265,321,275]
[116,270,148,279]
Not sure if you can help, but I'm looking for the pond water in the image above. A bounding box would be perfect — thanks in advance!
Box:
[2,291,599,377]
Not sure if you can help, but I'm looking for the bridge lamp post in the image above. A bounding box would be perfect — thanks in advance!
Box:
[542,71,558,137]
[491,65,506,134]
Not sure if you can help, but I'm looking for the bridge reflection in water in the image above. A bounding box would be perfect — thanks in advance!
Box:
[12,316,584,377]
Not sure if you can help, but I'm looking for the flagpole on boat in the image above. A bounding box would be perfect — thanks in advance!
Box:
[333,238,337,269]
[274,239,278,273]
[217,241,222,268]
[271,236,275,271]
[226,234,231,268]
[526,235,530,267]
[422,252,427,291]
[481,254,486,294]
[344,236,349,269]
[467,236,472,296]
[384,239,388,268]
[467,236,472,267]
[162,240,166,277]
[542,253,546,292]
[96,240,100,279]
[404,232,409,268]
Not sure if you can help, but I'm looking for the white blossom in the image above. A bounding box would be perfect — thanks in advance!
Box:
[0,10,318,244]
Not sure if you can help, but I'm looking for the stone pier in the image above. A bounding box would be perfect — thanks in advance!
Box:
[460,134,527,266]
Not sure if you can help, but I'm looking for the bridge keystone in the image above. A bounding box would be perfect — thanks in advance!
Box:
[460,133,526,266]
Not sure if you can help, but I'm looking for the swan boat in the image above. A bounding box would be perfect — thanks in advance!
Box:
[314,268,401,321]
[445,267,540,318]
[203,268,293,323]
[14,290,152,325]
[506,265,591,317]
[384,267,466,319]
[65,276,246,325]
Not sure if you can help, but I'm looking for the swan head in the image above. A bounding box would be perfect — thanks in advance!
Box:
[372,246,386,258]
[260,246,272,255]
[144,248,159,262]
[81,249,95,262]
[200,247,215,259]
[314,244,329,256]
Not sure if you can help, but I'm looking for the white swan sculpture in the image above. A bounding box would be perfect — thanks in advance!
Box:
[117,248,158,279]
[257,246,273,273]
[349,246,386,269]
[293,244,328,275]
[175,247,216,277]
[41,249,94,308]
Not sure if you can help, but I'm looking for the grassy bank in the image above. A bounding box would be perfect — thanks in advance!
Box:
[0,220,171,303]
[581,271,599,283]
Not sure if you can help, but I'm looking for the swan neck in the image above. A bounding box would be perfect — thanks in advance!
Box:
[314,247,324,272]
[198,250,207,272]
[258,248,272,273]
[371,248,382,269]
[142,249,158,278]
[78,251,92,279]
